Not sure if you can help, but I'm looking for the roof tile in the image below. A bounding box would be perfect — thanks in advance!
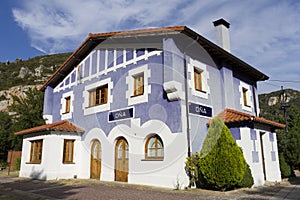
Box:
[15,120,84,135]
[210,108,285,129]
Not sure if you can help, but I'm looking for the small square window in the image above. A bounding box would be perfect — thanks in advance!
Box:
[63,139,74,164]
[29,140,43,164]
[89,84,108,107]
[133,73,144,97]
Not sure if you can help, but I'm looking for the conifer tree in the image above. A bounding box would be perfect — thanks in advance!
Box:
[199,118,247,190]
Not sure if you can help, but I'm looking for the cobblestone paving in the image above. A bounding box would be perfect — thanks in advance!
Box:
[0,172,299,200]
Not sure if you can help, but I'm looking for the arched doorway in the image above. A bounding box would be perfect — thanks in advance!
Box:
[115,137,129,182]
[90,140,101,179]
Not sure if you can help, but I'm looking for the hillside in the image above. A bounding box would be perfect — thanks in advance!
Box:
[0,53,71,112]
[259,89,300,122]
[0,53,71,90]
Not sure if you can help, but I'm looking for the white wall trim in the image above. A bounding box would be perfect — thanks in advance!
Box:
[60,91,74,120]
[83,77,113,115]
[188,59,210,99]
[126,65,151,106]
[239,81,253,112]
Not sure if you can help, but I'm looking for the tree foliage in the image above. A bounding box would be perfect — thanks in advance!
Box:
[198,118,247,190]
[0,111,12,162]
[277,105,300,171]
[186,118,252,191]
[8,88,45,150]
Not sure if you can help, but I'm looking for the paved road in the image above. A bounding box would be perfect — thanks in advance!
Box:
[0,175,299,200]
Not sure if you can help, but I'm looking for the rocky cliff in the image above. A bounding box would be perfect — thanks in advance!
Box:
[0,53,71,113]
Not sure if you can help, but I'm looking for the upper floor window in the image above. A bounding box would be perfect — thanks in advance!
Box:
[145,135,164,160]
[242,87,249,107]
[239,81,252,112]
[29,140,43,164]
[126,65,151,106]
[133,73,144,96]
[89,84,108,107]
[188,59,209,99]
[63,139,74,164]
[61,91,74,120]
[194,67,205,93]
[83,78,112,115]
[65,96,71,113]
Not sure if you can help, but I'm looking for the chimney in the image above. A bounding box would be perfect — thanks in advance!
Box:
[213,18,231,52]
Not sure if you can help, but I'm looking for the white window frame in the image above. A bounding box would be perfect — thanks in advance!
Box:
[60,91,74,120]
[239,81,252,112]
[188,59,210,99]
[126,65,151,105]
[83,78,113,115]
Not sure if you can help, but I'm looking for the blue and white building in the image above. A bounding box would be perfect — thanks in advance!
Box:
[16,19,285,188]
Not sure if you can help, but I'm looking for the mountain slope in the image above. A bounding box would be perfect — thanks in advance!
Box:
[259,89,300,122]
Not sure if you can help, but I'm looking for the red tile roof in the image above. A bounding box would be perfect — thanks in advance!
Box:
[15,120,84,135]
[210,108,285,129]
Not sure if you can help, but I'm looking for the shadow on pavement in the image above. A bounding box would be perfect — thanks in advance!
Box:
[288,176,300,185]
[0,177,84,199]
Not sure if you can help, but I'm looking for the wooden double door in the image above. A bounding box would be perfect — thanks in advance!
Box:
[115,137,129,182]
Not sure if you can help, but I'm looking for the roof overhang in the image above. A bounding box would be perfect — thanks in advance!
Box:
[40,26,269,91]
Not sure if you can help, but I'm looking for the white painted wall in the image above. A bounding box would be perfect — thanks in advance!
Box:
[19,133,80,180]
[236,128,281,187]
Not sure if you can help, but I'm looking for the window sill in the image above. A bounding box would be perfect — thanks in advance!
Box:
[131,93,144,98]
[195,89,207,94]
[85,103,107,109]
[141,158,164,161]
[63,162,75,164]
[26,161,41,164]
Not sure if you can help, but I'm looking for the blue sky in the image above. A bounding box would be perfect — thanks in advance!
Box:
[0,0,299,94]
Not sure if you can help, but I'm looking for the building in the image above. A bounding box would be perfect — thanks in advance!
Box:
[16,19,285,188]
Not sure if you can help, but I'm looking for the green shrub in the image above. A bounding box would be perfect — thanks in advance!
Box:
[14,157,21,171]
[198,118,246,191]
[279,153,291,178]
[185,152,200,187]
[237,163,254,188]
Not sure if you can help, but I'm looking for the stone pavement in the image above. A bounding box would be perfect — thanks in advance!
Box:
[0,172,299,200]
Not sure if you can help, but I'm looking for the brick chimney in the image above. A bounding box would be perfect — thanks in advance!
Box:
[213,18,231,52]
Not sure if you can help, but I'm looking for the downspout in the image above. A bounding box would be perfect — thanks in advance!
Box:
[183,52,191,157]
[183,36,199,158]
[252,83,258,116]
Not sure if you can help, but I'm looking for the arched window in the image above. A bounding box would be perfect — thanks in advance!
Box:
[145,135,164,160]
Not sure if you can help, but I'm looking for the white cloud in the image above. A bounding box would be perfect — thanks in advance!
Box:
[12,0,300,93]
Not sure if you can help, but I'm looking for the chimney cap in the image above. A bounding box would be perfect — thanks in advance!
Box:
[213,18,230,28]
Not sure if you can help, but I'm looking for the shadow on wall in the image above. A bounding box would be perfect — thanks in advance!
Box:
[29,167,46,180]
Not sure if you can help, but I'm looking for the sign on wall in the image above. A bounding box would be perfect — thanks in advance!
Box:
[189,102,212,118]
[108,107,134,122]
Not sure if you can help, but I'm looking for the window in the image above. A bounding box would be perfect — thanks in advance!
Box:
[194,67,205,93]
[63,139,74,164]
[145,135,164,160]
[133,73,144,96]
[83,78,112,115]
[29,140,43,164]
[61,91,74,120]
[89,84,108,107]
[126,65,150,106]
[188,59,210,99]
[242,87,249,107]
[239,81,252,112]
[65,96,71,113]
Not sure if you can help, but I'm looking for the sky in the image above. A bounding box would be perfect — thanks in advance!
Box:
[0,0,299,94]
